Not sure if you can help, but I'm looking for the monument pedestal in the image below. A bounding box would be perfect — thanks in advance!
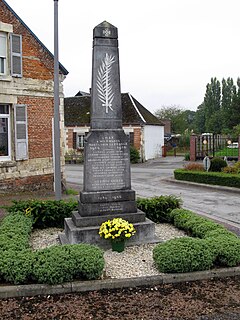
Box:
[59,210,159,249]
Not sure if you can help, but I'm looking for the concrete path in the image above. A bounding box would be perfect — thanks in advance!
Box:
[65,156,240,228]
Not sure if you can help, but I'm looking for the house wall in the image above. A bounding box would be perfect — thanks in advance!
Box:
[65,126,142,153]
[0,1,65,191]
[143,125,164,160]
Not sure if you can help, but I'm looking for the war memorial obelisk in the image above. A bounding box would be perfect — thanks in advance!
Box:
[61,21,157,248]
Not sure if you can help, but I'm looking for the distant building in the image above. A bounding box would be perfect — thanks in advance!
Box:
[0,0,68,191]
[161,119,171,135]
[64,93,165,161]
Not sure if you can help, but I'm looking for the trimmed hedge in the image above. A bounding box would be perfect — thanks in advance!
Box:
[0,213,32,252]
[153,208,240,273]
[136,195,182,223]
[0,213,104,285]
[153,237,214,273]
[174,169,240,188]
[32,244,104,285]
[7,199,78,228]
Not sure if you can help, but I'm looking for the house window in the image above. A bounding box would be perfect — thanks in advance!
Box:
[0,33,7,75]
[0,105,10,159]
[77,134,85,149]
[0,104,28,161]
[0,32,22,78]
[129,132,134,146]
[10,34,22,77]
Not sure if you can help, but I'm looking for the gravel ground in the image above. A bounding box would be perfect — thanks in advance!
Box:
[30,223,187,279]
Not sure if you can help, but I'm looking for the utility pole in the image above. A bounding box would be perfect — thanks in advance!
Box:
[53,0,61,200]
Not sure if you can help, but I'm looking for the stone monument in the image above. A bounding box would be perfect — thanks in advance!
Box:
[60,21,157,248]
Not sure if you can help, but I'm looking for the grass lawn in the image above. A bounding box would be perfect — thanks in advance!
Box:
[214,147,238,157]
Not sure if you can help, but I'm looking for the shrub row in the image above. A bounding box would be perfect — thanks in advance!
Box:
[174,169,240,188]
[7,199,78,229]
[0,213,104,285]
[136,195,182,223]
[153,208,240,273]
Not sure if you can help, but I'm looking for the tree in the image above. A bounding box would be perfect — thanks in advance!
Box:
[154,105,195,134]
[203,77,221,133]
[194,103,206,134]
[221,77,236,131]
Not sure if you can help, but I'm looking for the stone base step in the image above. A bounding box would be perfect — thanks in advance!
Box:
[72,209,146,227]
[60,217,160,249]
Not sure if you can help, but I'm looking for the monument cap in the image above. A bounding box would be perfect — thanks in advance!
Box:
[93,21,118,39]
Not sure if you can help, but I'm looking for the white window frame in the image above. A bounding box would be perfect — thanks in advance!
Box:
[0,105,11,161]
[0,33,7,75]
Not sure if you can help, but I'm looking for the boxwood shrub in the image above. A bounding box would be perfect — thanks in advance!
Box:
[0,212,104,285]
[153,237,214,273]
[153,208,240,273]
[170,208,225,238]
[32,244,104,285]
[0,213,33,252]
[136,195,182,223]
[174,169,240,188]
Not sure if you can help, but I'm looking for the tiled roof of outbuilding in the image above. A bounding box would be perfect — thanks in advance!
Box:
[64,93,164,127]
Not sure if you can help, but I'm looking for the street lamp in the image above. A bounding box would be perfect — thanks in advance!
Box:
[53,0,61,200]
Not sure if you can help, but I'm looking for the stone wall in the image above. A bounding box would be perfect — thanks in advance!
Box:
[0,158,54,191]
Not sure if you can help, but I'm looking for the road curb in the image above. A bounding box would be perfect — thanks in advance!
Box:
[165,177,240,194]
[1,267,240,299]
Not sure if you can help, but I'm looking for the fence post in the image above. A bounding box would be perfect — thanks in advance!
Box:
[190,134,197,161]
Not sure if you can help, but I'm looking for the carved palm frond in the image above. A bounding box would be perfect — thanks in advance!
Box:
[97,53,115,113]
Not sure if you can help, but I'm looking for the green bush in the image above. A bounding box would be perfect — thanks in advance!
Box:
[203,228,238,239]
[174,169,240,188]
[206,236,240,267]
[0,250,33,284]
[171,209,224,238]
[0,213,33,252]
[210,157,227,172]
[153,237,214,273]
[153,207,240,273]
[68,244,105,280]
[0,211,105,285]
[130,146,140,163]
[7,199,78,229]
[136,195,182,223]
[32,244,104,285]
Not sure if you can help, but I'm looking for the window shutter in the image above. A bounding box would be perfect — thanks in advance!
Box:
[14,105,28,160]
[10,34,22,77]
[73,132,77,149]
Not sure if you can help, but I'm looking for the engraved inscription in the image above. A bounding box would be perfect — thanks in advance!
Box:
[86,135,129,191]
[98,202,122,213]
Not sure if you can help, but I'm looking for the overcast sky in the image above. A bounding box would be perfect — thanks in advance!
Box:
[5,0,240,113]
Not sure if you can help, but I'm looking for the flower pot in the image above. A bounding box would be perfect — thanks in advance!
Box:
[111,240,125,253]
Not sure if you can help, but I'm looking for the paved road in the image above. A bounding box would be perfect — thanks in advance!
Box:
[65,156,240,227]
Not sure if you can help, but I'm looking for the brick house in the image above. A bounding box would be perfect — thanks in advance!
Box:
[64,92,165,161]
[0,0,68,191]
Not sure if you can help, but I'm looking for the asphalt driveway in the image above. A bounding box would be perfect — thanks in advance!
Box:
[65,156,240,231]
